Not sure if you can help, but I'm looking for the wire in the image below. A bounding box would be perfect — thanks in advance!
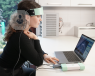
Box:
[29,67,38,76]
[12,30,23,76]
[12,30,54,76]
[12,31,53,76]
[29,64,54,76]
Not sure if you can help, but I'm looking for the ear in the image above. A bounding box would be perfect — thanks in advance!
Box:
[25,15,30,25]
[25,15,30,21]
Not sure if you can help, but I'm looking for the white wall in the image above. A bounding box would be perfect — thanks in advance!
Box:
[43,7,95,36]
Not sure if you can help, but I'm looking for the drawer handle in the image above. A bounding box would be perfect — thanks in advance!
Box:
[47,3,62,5]
[78,4,92,5]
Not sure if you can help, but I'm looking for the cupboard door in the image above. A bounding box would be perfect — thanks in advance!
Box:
[71,0,95,7]
[39,0,70,6]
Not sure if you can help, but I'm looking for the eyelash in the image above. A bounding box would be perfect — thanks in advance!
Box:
[37,16,40,17]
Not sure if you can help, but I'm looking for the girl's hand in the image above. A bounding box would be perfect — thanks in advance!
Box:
[24,31,38,39]
[43,54,59,64]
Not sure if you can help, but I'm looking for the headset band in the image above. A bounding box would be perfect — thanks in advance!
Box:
[17,7,43,16]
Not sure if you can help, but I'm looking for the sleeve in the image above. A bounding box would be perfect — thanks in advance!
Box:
[33,39,48,55]
[20,33,44,67]
[42,50,48,55]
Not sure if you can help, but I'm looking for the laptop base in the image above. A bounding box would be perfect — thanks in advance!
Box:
[55,51,82,64]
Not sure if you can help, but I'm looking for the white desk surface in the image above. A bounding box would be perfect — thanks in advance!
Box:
[0,36,95,76]
[36,36,95,76]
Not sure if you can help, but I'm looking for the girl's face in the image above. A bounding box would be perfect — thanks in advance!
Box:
[29,15,42,28]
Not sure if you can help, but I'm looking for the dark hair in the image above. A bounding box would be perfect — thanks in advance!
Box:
[4,0,41,42]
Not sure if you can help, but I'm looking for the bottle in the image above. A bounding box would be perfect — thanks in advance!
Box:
[1,22,5,36]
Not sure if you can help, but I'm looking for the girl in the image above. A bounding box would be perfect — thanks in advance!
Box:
[0,0,59,76]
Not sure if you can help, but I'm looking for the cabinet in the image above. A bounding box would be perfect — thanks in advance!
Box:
[71,0,95,7]
[39,0,70,7]
[74,26,95,38]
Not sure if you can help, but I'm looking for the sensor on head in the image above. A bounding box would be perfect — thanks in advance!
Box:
[11,7,43,30]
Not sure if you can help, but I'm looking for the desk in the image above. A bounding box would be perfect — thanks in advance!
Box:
[36,65,95,76]
[36,36,95,76]
[36,52,95,76]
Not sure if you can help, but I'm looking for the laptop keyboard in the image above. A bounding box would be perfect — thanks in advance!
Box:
[63,51,81,62]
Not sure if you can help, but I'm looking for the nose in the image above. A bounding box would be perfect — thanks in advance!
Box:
[40,19,42,21]
[40,17,42,21]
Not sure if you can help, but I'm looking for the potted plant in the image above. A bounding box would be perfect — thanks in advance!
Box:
[0,36,6,49]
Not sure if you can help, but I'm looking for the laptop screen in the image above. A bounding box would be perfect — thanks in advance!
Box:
[74,34,95,62]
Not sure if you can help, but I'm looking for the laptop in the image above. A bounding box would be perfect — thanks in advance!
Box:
[55,34,95,64]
